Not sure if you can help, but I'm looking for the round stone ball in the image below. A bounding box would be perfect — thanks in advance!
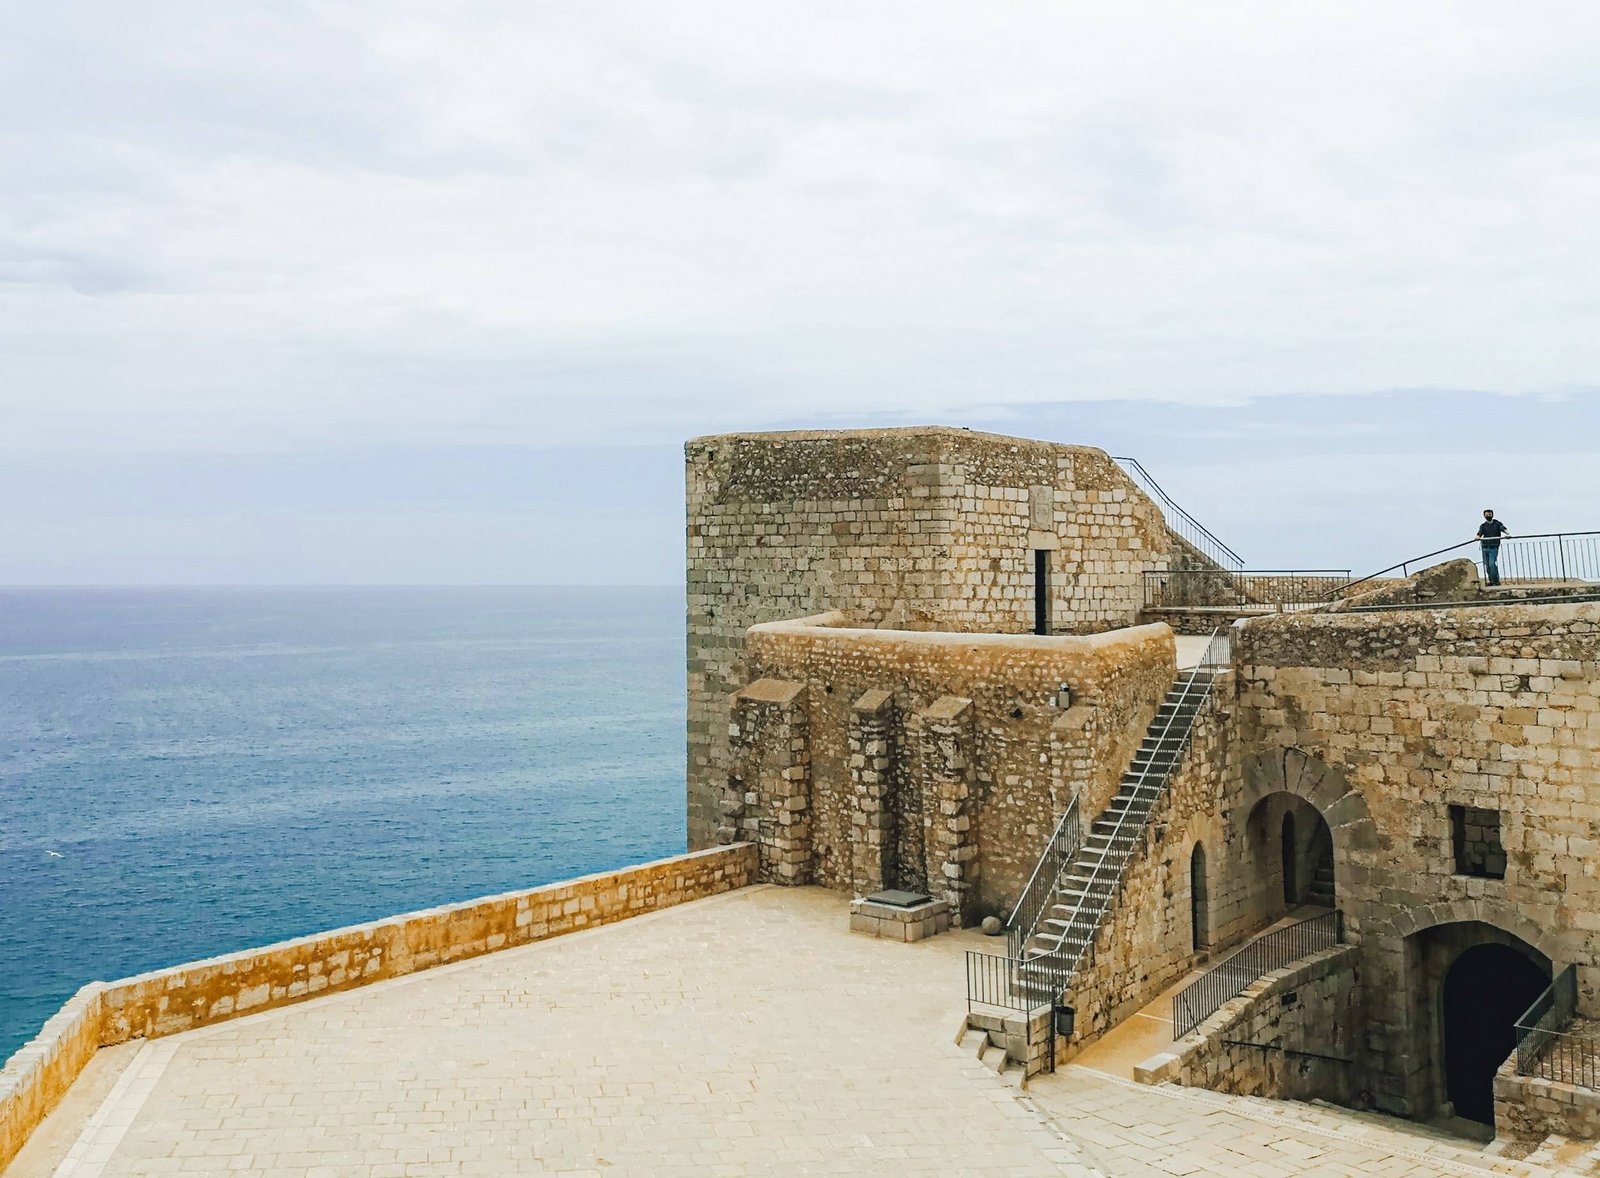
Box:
[981,915,1003,936]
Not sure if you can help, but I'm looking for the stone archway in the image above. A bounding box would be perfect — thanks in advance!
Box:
[1237,747,1379,863]
[1391,913,1555,1125]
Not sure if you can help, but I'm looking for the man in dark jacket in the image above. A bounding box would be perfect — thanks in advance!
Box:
[1476,509,1509,585]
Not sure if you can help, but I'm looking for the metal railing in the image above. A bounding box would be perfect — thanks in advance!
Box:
[1342,532,1600,596]
[965,628,1232,1017]
[1172,910,1344,1039]
[1113,457,1244,572]
[1514,966,1598,1088]
[1143,570,1352,611]
[1006,797,1081,959]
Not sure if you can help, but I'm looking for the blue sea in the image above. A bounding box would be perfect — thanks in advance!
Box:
[0,586,686,1064]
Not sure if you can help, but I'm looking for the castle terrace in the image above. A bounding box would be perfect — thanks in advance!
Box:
[4,884,1552,1178]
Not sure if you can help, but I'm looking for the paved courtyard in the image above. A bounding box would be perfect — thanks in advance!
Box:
[11,886,1562,1177]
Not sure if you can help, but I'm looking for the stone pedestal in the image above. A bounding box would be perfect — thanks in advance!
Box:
[849,891,951,942]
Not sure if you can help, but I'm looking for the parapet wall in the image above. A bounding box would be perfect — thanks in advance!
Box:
[722,612,1175,920]
[0,844,757,1173]
[1137,945,1363,1106]
[686,427,1171,848]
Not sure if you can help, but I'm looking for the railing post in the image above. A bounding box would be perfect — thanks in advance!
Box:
[1560,534,1569,581]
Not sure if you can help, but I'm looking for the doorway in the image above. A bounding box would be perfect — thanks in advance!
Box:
[1033,549,1050,635]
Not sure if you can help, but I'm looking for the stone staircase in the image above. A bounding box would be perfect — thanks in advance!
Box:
[956,1016,1026,1088]
[1011,665,1218,1006]
[1308,861,1336,908]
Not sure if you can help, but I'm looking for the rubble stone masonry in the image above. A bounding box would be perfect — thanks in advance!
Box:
[686,428,1170,848]
[723,611,1174,920]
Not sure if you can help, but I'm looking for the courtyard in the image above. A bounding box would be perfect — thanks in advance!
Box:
[10,886,1555,1177]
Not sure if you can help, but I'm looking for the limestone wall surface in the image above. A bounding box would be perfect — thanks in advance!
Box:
[722,614,1175,921]
[1235,601,1600,1117]
[0,844,757,1174]
[1139,945,1363,1106]
[1495,1046,1600,1152]
[685,428,1170,848]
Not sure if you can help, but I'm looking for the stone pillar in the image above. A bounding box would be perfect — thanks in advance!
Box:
[721,678,812,885]
[848,689,896,895]
[919,695,976,925]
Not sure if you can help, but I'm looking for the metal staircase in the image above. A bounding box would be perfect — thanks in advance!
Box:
[967,629,1230,1017]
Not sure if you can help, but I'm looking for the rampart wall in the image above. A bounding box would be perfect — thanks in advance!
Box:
[686,428,1170,848]
[0,845,756,1173]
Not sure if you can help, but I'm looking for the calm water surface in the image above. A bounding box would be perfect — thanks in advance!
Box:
[0,587,685,1061]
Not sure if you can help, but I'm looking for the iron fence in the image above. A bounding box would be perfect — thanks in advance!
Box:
[1514,966,1598,1088]
[1006,797,1081,959]
[1343,532,1600,596]
[1113,457,1244,572]
[1143,570,1352,611]
[1172,910,1344,1039]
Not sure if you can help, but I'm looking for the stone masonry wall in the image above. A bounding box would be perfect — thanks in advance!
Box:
[1494,1040,1600,1153]
[686,428,1170,848]
[1235,601,1600,1117]
[729,613,1174,921]
[0,845,757,1174]
[1139,945,1364,1106]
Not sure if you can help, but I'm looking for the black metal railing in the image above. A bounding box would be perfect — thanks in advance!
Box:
[967,948,1032,1012]
[1513,966,1598,1088]
[1143,570,1352,611]
[1113,457,1244,572]
[1006,797,1081,959]
[1342,532,1600,596]
[1172,910,1344,1039]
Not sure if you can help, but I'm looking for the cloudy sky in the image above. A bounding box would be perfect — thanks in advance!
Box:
[3,2,1597,583]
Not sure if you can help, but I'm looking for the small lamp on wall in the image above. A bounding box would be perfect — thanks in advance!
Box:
[1053,683,1072,710]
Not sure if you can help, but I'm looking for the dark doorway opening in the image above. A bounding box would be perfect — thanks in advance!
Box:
[1190,843,1209,951]
[1442,944,1550,1124]
[1281,813,1298,905]
[1033,550,1050,635]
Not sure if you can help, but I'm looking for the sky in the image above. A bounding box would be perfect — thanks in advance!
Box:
[2,2,1597,584]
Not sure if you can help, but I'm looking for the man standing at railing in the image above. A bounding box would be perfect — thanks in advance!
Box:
[1477,509,1509,585]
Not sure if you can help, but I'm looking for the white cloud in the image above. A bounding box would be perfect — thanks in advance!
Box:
[3,1,1600,458]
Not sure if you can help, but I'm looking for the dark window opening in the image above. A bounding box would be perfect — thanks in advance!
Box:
[1033,549,1050,635]
[1451,805,1506,879]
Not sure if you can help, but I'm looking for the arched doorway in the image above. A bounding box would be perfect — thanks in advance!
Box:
[1441,943,1550,1123]
[1190,843,1209,951]
[1247,793,1335,920]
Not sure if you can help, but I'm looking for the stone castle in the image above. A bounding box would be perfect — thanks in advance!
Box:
[686,427,1600,1158]
[4,424,1599,1176]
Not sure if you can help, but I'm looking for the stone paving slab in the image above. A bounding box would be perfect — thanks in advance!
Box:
[19,885,1568,1178]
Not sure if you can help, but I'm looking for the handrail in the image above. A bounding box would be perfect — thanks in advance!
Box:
[1113,457,1244,572]
[1005,796,1082,959]
[1143,569,1352,611]
[1342,531,1600,595]
[1025,628,1230,976]
[1172,910,1344,1038]
[1513,965,1597,1087]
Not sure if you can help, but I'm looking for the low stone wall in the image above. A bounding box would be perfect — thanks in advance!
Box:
[1494,1048,1600,1152]
[0,844,757,1173]
[0,984,104,1174]
[1136,945,1362,1105]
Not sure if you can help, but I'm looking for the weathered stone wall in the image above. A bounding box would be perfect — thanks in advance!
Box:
[1235,601,1600,1117]
[1494,1040,1600,1153]
[0,845,756,1173]
[686,428,1170,848]
[1138,945,1364,1106]
[1059,678,1262,1049]
[725,613,1175,921]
